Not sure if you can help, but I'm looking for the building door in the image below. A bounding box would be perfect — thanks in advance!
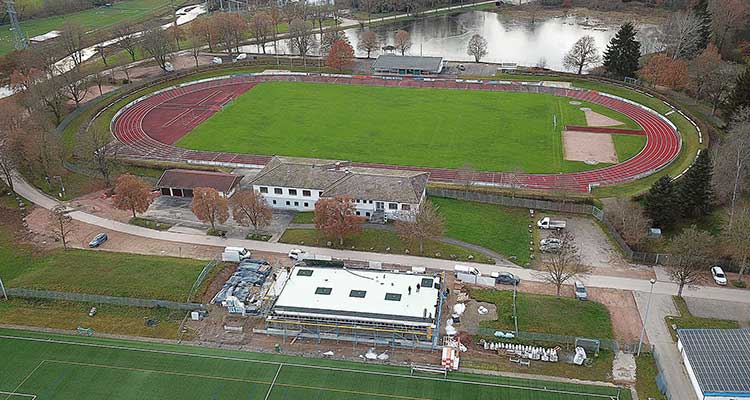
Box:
[375,201,384,210]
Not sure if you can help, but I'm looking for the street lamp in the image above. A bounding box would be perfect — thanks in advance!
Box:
[637,278,657,356]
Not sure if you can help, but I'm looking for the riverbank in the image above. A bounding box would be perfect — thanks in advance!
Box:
[493,2,670,25]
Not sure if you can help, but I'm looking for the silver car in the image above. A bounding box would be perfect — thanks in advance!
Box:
[574,281,588,301]
[540,238,562,252]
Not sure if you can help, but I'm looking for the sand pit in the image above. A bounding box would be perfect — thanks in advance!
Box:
[584,109,624,127]
[563,130,618,164]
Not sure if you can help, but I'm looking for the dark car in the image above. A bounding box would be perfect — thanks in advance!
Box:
[88,233,108,248]
[494,272,520,286]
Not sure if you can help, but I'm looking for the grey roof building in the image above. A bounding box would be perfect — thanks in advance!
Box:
[249,156,429,221]
[372,54,444,75]
[677,328,750,400]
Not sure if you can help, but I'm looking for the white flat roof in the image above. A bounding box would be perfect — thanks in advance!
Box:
[273,266,440,326]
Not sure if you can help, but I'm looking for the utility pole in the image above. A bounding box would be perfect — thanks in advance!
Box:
[637,278,657,356]
[6,0,29,50]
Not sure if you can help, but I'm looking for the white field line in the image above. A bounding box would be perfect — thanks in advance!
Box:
[0,393,36,400]
[264,364,283,400]
[0,334,614,399]
[2,360,44,400]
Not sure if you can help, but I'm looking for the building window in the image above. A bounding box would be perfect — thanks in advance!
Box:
[297,269,314,276]
[385,293,402,301]
[274,188,283,195]
[366,212,371,217]
[302,190,311,197]
[272,200,277,205]
[286,201,290,206]
[260,187,268,193]
[388,203,398,210]
[421,278,434,288]
[161,188,170,196]
[294,201,299,206]
[356,211,360,216]
[369,200,373,204]
[304,202,309,207]
[349,290,366,298]
[315,287,332,295]
[288,189,297,196]
[402,204,411,211]
[319,191,323,197]
[183,189,194,197]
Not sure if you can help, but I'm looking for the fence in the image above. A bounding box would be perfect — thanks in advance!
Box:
[186,256,222,303]
[427,187,595,215]
[6,288,205,311]
[652,346,672,399]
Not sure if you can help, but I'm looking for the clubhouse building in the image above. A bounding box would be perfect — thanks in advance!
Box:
[248,156,429,222]
[372,54,445,75]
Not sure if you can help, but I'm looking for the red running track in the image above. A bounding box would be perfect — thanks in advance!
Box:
[111,74,681,192]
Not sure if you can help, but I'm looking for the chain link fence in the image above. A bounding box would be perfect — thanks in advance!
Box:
[6,288,204,311]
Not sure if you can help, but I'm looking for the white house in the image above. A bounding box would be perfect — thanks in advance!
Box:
[249,156,429,221]
[677,328,750,400]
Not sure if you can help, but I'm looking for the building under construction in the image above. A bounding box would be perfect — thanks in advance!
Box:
[259,265,445,349]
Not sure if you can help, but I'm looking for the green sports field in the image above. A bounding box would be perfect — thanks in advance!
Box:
[0,328,628,399]
[176,82,645,174]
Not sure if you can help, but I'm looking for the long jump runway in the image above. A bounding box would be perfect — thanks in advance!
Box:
[111,74,681,192]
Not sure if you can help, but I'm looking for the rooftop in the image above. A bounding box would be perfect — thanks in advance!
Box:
[273,266,441,326]
[372,54,444,72]
[250,156,429,204]
[678,329,750,395]
[155,169,241,193]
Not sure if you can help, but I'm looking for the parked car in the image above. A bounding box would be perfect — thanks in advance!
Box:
[88,233,108,248]
[539,237,562,252]
[288,248,306,260]
[234,53,247,61]
[711,266,728,286]
[574,281,588,301]
[457,64,466,71]
[492,272,520,286]
[211,57,223,64]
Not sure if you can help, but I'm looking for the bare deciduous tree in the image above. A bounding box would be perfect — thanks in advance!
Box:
[357,31,379,59]
[710,0,749,53]
[191,187,229,230]
[60,70,89,107]
[466,34,488,63]
[250,12,274,54]
[214,12,247,58]
[395,201,445,255]
[394,30,411,56]
[289,18,316,66]
[608,198,652,247]
[113,21,140,62]
[27,76,67,124]
[667,225,712,297]
[563,35,601,74]
[0,101,24,192]
[723,207,750,281]
[81,126,119,187]
[534,230,591,296]
[230,189,272,232]
[713,108,750,228]
[49,205,73,249]
[314,196,363,246]
[662,11,703,60]
[60,21,85,71]
[140,23,173,72]
[113,174,154,218]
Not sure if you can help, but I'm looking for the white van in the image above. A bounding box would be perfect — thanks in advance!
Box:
[454,264,480,276]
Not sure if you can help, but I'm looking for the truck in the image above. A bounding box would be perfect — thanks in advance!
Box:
[222,247,252,262]
[537,217,566,230]
[288,248,332,262]
[454,264,480,276]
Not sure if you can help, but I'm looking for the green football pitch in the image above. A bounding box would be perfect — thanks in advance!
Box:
[0,328,629,400]
[176,82,645,174]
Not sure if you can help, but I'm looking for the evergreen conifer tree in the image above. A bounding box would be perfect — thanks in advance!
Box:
[725,68,750,119]
[644,176,678,229]
[692,0,712,56]
[603,22,641,79]
[678,150,714,218]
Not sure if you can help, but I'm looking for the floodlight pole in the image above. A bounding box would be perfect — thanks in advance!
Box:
[637,278,656,356]
[513,281,518,336]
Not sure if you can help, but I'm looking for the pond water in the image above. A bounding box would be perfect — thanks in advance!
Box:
[244,10,657,73]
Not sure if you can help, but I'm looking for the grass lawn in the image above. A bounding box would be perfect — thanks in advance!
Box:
[0,0,176,56]
[291,211,315,224]
[613,134,647,162]
[635,353,666,400]
[129,217,172,231]
[462,350,616,383]
[0,224,206,302]
[176,81,643,174]
[431,197,531,265]
[0,298,183,339]
[665,296,739,341]
[279,228,495,264]
[470,289,614,339]
[0,328,630,400]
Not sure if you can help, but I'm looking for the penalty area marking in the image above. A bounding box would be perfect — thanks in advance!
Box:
[2,360,44,400]
[0,334,618,399]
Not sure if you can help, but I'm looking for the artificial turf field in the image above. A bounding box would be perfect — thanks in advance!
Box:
[176,82,646,174]
[0,328,629,400]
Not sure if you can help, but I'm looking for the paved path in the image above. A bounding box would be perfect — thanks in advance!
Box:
[12,172,750,305]
[634,292,697,400]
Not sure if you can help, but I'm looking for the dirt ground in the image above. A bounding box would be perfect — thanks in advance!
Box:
[584,110,623,127]
[455,300,498,334]
[512,281,644,344]
[562,130,618,164]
